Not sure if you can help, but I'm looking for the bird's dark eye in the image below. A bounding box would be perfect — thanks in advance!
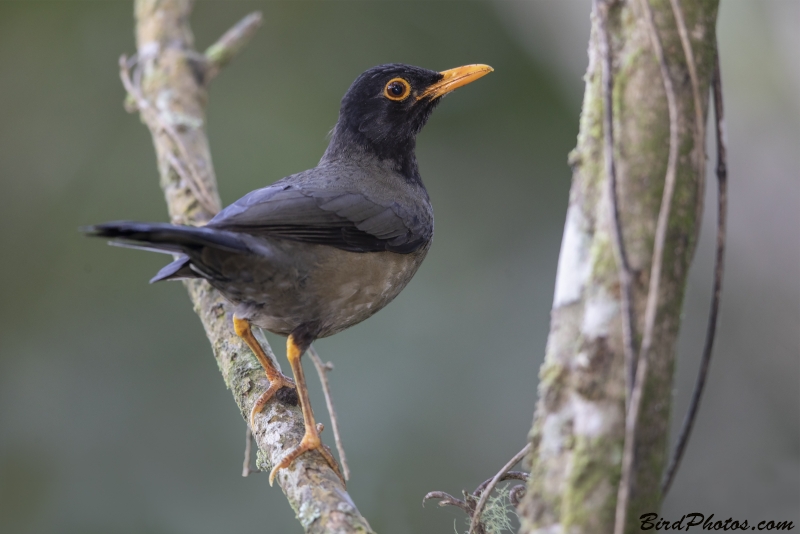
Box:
[384,78,411,101]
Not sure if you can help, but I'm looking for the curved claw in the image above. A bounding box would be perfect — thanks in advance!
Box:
[268,430,343,486]
[249,374,296,428]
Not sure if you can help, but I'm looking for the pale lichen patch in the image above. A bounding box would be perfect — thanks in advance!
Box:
[581,286,618,338]
[553,204,592,308]
[571,393,614,439]
[298,500,322,529]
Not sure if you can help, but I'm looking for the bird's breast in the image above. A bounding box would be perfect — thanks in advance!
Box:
[219,237,431,338]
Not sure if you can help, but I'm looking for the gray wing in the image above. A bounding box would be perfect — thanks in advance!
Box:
[207,183,431,254]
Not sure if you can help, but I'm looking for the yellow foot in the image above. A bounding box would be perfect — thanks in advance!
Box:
[268,426,343,486]
[249,373,296,428]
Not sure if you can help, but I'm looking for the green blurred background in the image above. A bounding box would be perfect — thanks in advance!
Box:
[0,1,797,533]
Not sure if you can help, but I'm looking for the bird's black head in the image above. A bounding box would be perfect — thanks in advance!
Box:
[323,63,492,183]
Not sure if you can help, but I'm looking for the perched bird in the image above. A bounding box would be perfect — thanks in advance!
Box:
[86,63,492,484]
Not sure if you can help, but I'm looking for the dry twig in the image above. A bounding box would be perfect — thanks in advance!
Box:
[424,444,530,534]
[119,55,221,217]
[204,12,263,82]
[468,444,531,534]
[242,426,257,476]
[308,345,351,481]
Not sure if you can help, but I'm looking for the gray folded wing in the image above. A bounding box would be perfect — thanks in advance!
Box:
[207,184,431,253]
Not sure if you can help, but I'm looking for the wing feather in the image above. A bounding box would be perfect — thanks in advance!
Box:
[208,183,431,253]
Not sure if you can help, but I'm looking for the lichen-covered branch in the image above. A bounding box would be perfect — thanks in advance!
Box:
[517,1,719,533]
[125,1,373,532]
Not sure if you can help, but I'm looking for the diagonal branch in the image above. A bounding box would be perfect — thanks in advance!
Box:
[125,1,373,532]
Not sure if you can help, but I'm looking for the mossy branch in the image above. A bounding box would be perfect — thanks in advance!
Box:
[124,1,374,532]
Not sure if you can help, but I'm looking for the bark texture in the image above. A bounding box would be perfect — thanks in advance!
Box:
[518,1,719,533]
[127,1,373,532]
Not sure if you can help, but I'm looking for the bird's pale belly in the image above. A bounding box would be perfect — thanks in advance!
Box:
[204,237,430,338]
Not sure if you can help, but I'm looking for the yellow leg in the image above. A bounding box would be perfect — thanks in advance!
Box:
[268,334,342,486]
[233,315,296,427]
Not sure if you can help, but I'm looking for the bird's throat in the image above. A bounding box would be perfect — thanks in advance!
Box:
[322,124,423,186]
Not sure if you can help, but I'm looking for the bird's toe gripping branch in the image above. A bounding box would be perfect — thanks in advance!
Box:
[233,319,343,485]
[232,315,297,427]
[268,423,342,486]
[268,334,343,486]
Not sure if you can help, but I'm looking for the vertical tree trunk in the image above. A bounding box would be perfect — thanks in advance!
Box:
[518,1,719,533]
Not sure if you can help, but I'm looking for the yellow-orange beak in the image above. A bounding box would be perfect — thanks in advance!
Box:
[417,64,494,100]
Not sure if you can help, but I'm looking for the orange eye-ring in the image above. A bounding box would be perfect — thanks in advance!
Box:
[384,78,411,101]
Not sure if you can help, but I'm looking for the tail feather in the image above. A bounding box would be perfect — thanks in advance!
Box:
[149,256,196,283]
[108,240,182,255]
[83,221,248,254]
[83,221,250,283]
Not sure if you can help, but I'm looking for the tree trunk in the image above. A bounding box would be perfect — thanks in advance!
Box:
[517,1,719,533]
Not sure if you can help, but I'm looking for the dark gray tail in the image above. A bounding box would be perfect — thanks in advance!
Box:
[83,221,249,283]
